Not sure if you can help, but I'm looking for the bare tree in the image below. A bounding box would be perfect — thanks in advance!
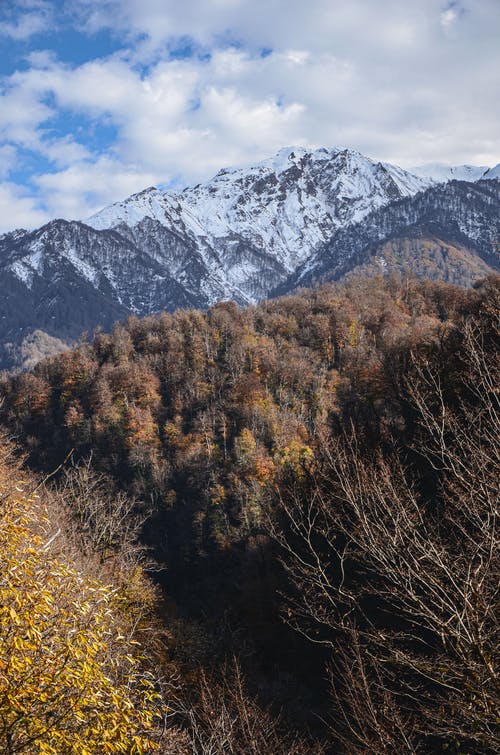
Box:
[175,658,320,755]
[272,318,499,752]
[59,458,151,575]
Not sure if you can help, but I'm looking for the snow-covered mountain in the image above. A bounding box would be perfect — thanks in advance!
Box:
[86,146,433,303]
[410,163,489,183]
[482,163,500,181]
[0,146,498,370]
[279,179,500,293]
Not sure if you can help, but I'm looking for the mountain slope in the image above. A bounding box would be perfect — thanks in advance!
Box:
[482,163,500,181]
[340,229,495,288]
[0,147,437,369]
[87,146,433,302]
[410,163,488,182]
[278,179,500,293]
[0,219,204,369]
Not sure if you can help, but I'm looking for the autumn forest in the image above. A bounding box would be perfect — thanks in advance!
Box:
[0,273,498,753]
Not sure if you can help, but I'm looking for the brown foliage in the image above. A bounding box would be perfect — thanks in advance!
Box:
[0,274,498,751]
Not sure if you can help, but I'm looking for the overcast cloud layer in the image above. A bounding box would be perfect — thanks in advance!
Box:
[0,0,499,232]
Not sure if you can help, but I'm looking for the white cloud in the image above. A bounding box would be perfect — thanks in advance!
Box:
[0,0,53,40]
[0,145,18,178]
[0,0,499,230]
[441,8,458,28]
[0,182,49,233]
[0,77,53,145]
[34,156,161,219]
[0,13,48,40]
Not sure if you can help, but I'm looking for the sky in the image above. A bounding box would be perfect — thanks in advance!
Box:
[0,0,499,233]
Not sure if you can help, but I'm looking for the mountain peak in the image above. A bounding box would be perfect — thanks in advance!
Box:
[482,163,500,180]
[259,145,310,171]
[257,145,372,174]
[1,146,499,371]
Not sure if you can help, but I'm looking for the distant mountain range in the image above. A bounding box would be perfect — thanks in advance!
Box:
[410,162,500,183]
[1,146,499,369]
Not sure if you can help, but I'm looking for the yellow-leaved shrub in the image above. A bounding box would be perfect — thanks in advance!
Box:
[0,445,163,754]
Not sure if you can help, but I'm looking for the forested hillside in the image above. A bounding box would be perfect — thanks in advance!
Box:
[2,155,499,374]
[1,273,498,753]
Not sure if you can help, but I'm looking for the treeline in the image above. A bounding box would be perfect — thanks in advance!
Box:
[1,273,498,752]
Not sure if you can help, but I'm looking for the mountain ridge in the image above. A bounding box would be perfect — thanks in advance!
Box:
[277,179,500,293]
[0,146,499,370]
[86,146,434,302]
